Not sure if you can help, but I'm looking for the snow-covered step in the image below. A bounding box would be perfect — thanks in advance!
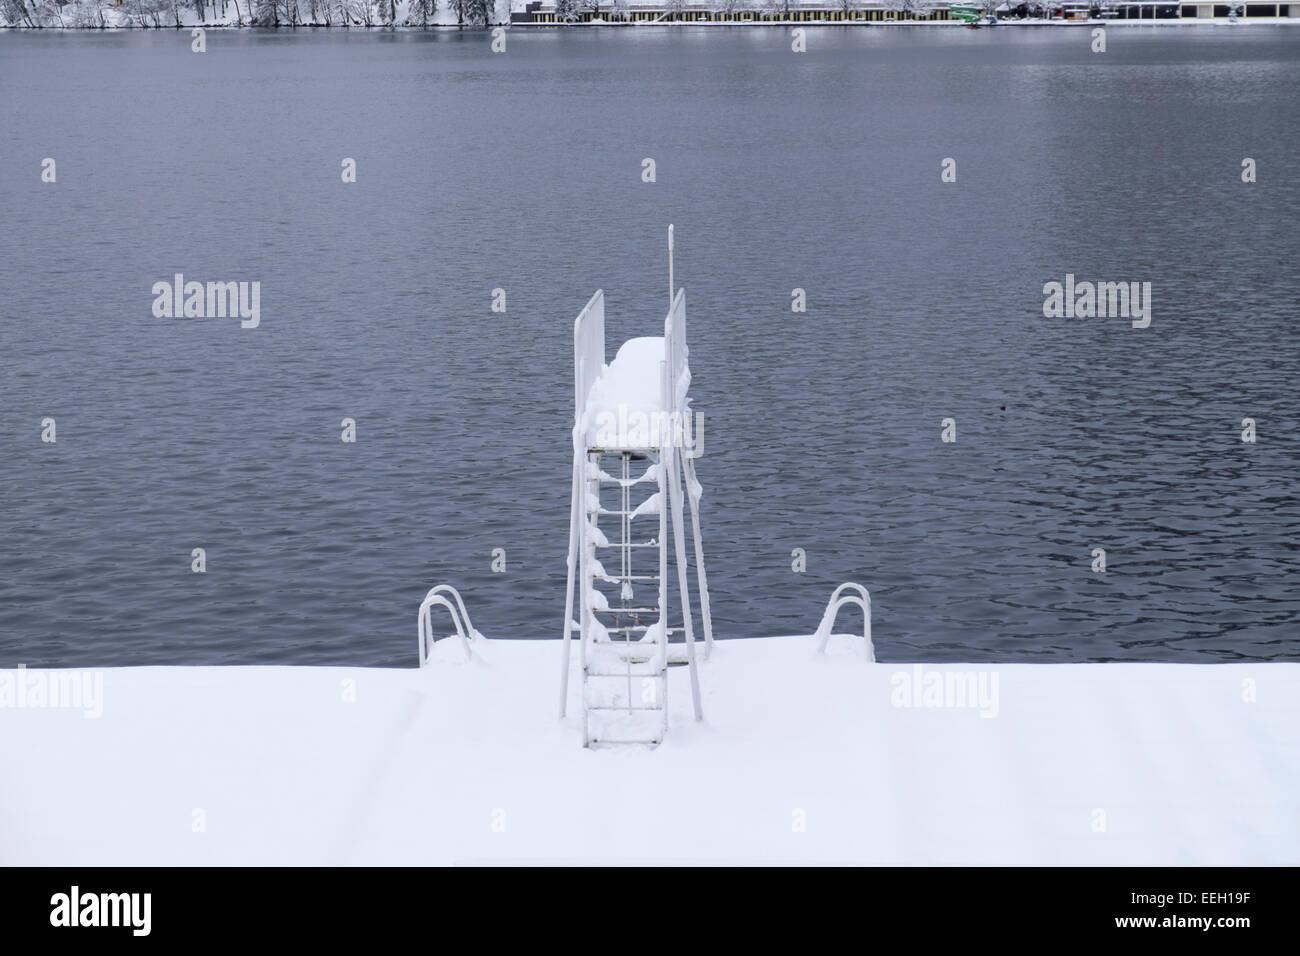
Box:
[586,708,666,747]
[586,658,664,678]
[590,641,664,662]
[584,676,666,710]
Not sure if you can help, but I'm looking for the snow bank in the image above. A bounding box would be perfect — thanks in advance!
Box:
[2,637,1295,864]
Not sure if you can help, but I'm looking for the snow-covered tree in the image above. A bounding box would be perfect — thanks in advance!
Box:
[333,0,368,22]
[0,0,36,27]
[126,0,170,27]
[407,0,436,23]
[65,0,104,25]
[554,0,581,19]
[30,0,66,25]
[900,0,934,17]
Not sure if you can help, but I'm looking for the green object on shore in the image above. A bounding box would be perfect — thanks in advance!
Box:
[948,2,983,21]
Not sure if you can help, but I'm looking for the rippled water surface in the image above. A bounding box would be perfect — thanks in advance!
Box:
[1,26,1298,666]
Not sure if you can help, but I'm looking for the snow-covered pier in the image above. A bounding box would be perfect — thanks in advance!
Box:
[2,640,1296,864]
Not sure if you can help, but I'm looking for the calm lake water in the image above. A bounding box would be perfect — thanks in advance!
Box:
[1,26,1297,666]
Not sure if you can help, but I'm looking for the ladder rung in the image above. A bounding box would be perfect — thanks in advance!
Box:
[595,475,657,485]
[592,642,664,654]
[591,574,659,583]
[586,705,664,713]
[592,606,660,615]
[588,737,662,746]
[587,658,665,671]
[586,669,664,679]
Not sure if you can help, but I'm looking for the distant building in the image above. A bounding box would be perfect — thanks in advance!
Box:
[511,0,1299,19]
[514,4,954,22]
[1114,1,1296,14]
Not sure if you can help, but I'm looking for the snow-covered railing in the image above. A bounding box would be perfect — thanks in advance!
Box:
[418,585,482,665]
[814,582,874,662]
[573,289,605,423]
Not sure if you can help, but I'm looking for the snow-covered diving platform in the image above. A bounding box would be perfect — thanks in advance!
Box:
[3,642,1296,864]
[559,231,714,747]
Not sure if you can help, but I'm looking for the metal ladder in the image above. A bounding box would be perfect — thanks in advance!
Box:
[580,450,671,745]
[558,253,714,747]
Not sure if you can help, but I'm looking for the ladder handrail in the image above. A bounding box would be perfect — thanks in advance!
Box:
[436,584,482,640]
[418,585,478,665]
[814,583,875,662]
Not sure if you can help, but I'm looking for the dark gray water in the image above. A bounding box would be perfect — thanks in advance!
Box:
[1,26,1297,666]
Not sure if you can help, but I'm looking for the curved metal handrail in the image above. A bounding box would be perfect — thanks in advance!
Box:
[814,582,874,662]
[429,584,482,642]
[418,585,479,666]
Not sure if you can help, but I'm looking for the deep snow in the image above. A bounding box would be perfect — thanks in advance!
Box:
[2,635,1296,864]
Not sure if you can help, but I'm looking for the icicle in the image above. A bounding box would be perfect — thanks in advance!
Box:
[634,464,660,485]
[620,582,634,602]
[640,619,665,645]
[630,493,661,521]
[586,523,609,548]
[586,586,609,612]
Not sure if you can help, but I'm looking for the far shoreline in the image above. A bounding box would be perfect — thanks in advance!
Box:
[4,19,1300,29]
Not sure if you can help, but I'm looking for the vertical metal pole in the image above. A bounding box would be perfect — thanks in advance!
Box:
[657,358,671,726]
[662,349,702,721]
[667,440,703,720]
[683,453,715,660]
[558,445,581,718]
[668,224,675,313]
[622,451,632,712]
